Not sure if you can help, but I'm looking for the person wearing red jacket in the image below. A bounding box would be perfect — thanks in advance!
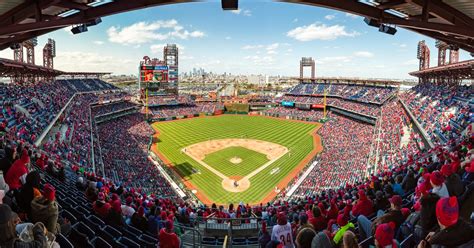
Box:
[93,192,111,219]
[351,190,374,217]
[309,206,327,232]
[159,220,180,248]
[5,149,29,190]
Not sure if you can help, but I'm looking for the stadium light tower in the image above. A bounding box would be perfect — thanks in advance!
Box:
[300,57,315,83]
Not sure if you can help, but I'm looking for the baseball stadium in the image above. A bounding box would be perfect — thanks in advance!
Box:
[0,1,473,248]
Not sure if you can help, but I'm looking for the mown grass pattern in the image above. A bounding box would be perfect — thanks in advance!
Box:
[153,115,319,204]
[203,146,269,177]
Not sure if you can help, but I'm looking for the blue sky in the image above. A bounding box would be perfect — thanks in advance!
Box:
[0,0,471,79]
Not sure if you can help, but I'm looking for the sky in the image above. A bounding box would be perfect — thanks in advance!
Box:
[0,0,471,79]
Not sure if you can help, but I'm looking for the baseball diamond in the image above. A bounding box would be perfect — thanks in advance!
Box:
[151,115,323,205]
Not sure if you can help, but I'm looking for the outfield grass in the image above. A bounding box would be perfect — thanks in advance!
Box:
[203,146,269,177]
[152,115,319,204]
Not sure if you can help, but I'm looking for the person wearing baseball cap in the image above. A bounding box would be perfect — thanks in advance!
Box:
[271,212,294,248]
[357,195,404,240]
[418,197,474,248]
[0,204,48,247]
[430,171,449,198]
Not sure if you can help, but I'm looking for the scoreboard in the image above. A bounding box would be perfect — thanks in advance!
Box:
[140,65,168,82]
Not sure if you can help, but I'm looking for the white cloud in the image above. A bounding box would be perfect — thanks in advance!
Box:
[345,13,359,18]
[55,51,134,74]
[242,44,264,50]
[354,51,374,58]
[107,19,204,45]
[230,8,251,16]
[287,23,359,41]
[266,43,279,51]
[93,40,104,45]
[324,15,335,20]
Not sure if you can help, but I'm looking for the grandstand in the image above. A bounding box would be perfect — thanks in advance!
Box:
[0,1,473,248]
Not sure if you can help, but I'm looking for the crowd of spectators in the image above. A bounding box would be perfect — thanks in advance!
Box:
[291,113,375,197]
[277,96,381,117]
[96,113,175,197]
[288,83,395,104]
[399,83,472,145]
[263,107,324,122]
[0,79,473,247]
[91,101,137,117]
[372,99,423,172]
[151,103,224,118]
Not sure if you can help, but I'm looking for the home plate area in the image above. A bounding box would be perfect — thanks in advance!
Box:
[182,138,288,192]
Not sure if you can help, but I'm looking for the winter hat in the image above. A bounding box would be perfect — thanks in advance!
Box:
[42,184,55,202]
[430,171,444,186]
[436,196,459,227]
[375,222,396,247]
[98,192,105,201]
[337,214,348,227]
[126,196,133,205]
[277,212,287,225]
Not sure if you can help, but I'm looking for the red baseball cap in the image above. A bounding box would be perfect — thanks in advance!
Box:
[389,195,402,207]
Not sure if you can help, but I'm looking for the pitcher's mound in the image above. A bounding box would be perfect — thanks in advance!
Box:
[222,176,250,192]
[230,157,242,164]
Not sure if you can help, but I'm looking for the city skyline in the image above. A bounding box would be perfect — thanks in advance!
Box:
[0,0,471,79]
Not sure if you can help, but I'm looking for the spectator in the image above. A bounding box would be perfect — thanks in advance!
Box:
[131,206,148,232]
[0,145,15,175]
[342,231,358,248]
[295,227,316,248]
[358,195,404,240]
[414,193,439,243]
[333,214,355,246]
[271,212,294,248]
[30,184,62,235]
[373,191,390,213]
[92,192,111,219]
[259,221,271,248]
[352,190,374,217]
[106,200,124,227]
[418,197,474,247]
[0,204,48,247]
[430,171,449,198]
[309,206,326,232]
[441,163,464,197]
[5,149,29,191]
[17,171,42,218]
[374,222,398,248]
[121,196,136,219]
[159,220,180,248]
[392,175,405,196]
[296,213,313,237]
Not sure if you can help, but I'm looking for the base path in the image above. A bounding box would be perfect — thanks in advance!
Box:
[182,138,288,192]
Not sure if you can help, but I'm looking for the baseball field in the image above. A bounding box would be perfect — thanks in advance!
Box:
[151,115,322,205]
